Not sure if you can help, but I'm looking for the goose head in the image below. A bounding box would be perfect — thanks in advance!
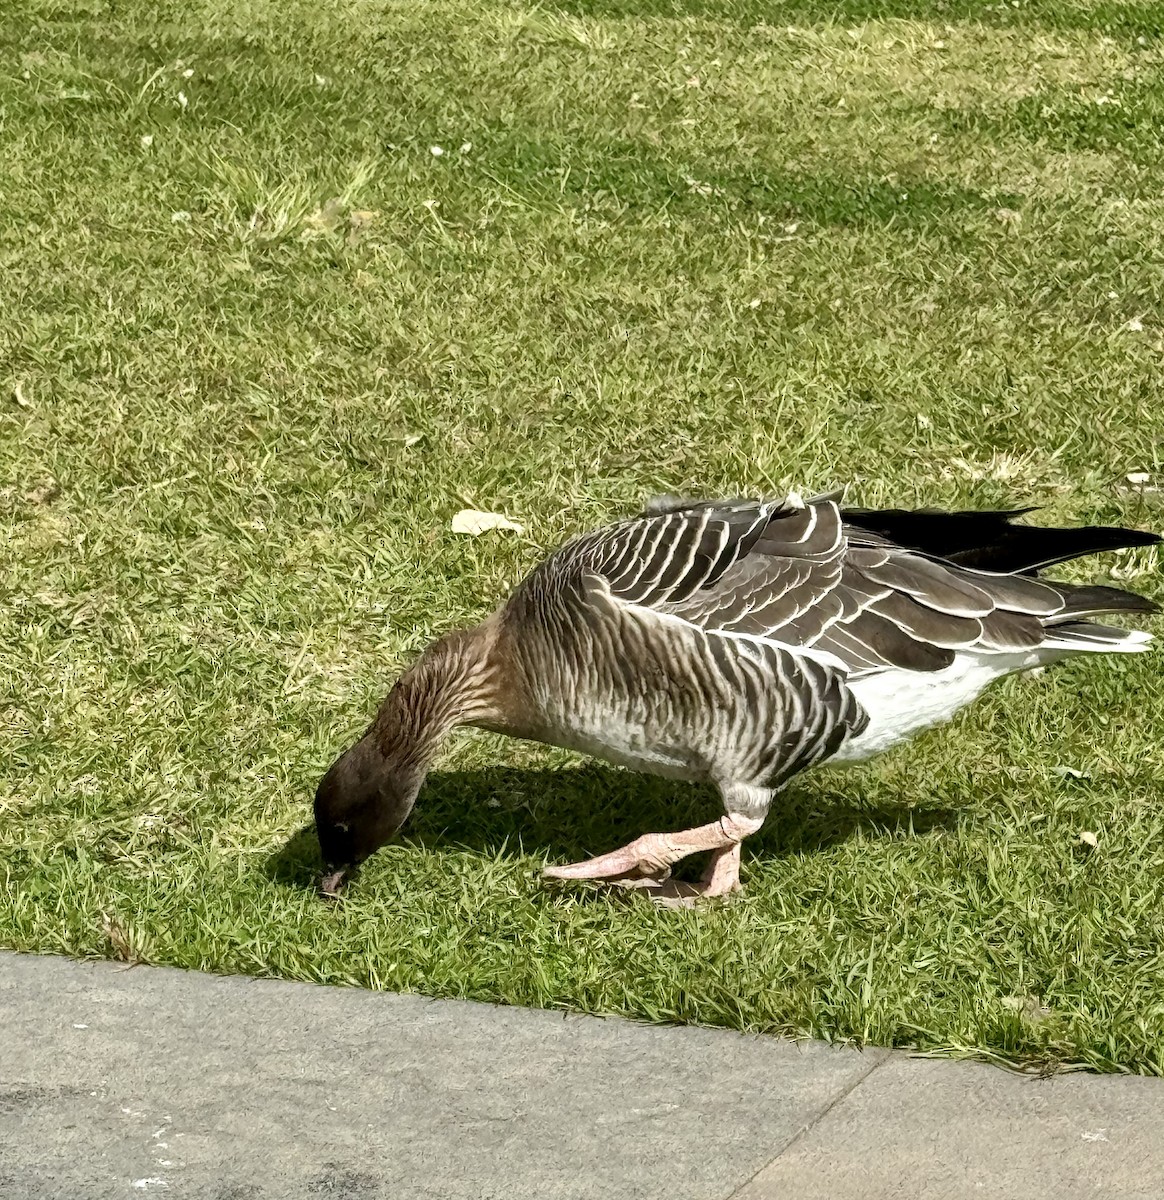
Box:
[313,735,420,896]
[312,620,506,896]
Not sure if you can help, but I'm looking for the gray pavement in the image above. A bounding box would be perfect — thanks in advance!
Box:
[1,953,1162,1200]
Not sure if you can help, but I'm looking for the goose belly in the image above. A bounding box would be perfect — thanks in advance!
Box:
[537,707,710,781]
[830,650,1041,765]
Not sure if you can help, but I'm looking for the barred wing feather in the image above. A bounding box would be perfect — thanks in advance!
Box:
[556,498,1131,676]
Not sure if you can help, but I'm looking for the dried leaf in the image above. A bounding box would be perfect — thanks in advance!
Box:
[1078,830,1098,850]
[102,913,146,964]
[1053,765,1087,781]
[1001,995,1054,1023]
[450,509,525,536]
[1117,471,1161,499]
[303,197,344,234]
[347,208,379,246]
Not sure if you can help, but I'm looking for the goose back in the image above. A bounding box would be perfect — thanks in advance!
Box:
[501,497,1156,788]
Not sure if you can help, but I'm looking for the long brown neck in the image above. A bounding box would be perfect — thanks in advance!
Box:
[369,619,503,786]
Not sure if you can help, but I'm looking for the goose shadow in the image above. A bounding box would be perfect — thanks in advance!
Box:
[264,765,960,890]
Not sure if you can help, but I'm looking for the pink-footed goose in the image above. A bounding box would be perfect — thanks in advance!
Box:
[314,493,1160,905]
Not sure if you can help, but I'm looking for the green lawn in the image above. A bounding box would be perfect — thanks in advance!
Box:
[3,0,1163,1073]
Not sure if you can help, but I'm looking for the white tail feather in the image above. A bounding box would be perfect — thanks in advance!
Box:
[1045,628,1153,653]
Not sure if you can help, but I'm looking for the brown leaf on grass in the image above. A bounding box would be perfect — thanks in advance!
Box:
[102,913,147,964]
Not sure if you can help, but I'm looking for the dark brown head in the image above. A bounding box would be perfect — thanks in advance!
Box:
[313,735,420,896]
[313,623,502,896]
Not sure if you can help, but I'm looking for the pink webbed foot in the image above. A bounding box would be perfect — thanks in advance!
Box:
[544,817,756,906]
[621,841,743,909]
[542,831,679,884]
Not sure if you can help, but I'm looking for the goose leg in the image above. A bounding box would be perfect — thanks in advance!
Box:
[543,800,766,906]
[630,841,744,909]
[543,817,738,883]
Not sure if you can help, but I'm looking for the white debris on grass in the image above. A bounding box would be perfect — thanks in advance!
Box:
[450,509,525,536]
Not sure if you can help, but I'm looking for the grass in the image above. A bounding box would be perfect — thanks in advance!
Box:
[2,0,1163,1074]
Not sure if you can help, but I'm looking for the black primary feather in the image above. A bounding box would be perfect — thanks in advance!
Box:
[837,506,1161,575]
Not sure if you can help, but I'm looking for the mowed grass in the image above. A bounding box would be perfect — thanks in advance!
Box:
[2,0,1163,1073]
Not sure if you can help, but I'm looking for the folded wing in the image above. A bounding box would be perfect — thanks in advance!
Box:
[562,497,1153,678]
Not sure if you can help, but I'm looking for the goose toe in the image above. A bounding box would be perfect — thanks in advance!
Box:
[543,835,673,883]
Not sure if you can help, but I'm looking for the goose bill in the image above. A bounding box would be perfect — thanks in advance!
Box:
[319,868,348,897]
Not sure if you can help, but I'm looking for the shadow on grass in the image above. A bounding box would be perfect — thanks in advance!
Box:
[265,765,960,890]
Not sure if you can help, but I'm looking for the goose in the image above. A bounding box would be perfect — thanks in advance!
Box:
[314,492,1160,905]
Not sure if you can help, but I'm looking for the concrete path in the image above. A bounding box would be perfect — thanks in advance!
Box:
[2,953,1162,1200]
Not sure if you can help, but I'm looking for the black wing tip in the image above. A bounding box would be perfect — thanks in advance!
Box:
[1029,525,1163,572]
[843,504,1162,574]
[1117,594,1159,616]
[1126,591,1161,616]
[1058,582,1161,617]
[1107,527,1164,550]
